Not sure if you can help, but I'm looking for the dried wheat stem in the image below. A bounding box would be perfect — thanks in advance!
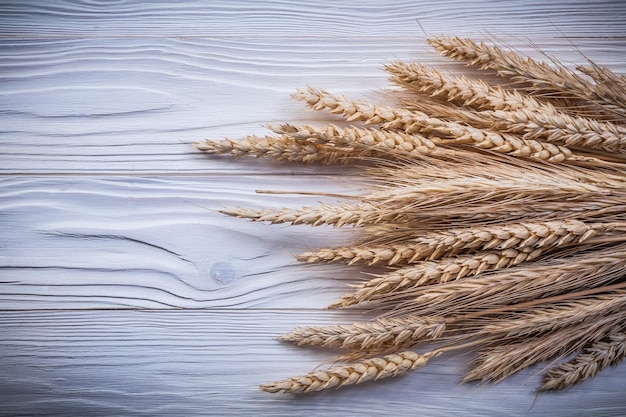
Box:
[194,135,354,164]
[577,64,626,91]
[476,291,626,341]
[369,176,608,207]
[279,315,447,350]
[330,248,543,308]
[292,86,584,163]
[382,150,626,189]
[397,245,626,316]
[259,350,442,393]
[540,330,626,391]
[427,36,626,119]
[223,176,614,229]
[463,312,626,383]
[298,220,606,265]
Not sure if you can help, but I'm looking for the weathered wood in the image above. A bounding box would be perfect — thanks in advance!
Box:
[0,175,363,310]
[1,0,626,415]
[1,27,624,174]
[1,0,625,37]
[1,310,625,417]
[0,36,402,174]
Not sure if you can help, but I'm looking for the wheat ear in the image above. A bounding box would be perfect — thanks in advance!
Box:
[395,245,626,316]
[270,123,449,158]
[194,135,355,164]
[222,175,612,228]
[330,248,543,308]
[489,108,626,153]
[292,86,584,163]
[371,170,607,202]
[577,64,626,91]
[476,291,626,341]
[464,312,626,383]
[389,60,626,133]
[386,60,553,112]
[298,220,606,265]
[427,36,626,119]
[540,330,626,391]
[402,98,626,153]
[390,59,626,150]
[279,315,446,350]
[220,203,387,228]
[259,350,441,393]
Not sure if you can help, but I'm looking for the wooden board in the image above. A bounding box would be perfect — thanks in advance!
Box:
[1,1,625,415]
[2,310,625,416]
[0,175,362,310]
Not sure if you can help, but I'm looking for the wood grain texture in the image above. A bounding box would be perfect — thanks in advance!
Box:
[2,310,626,417]
[0,36,419,174]
[1,0,625,37]
[1,0,626,415]
[0,175,362,310]
[1,7,625,174]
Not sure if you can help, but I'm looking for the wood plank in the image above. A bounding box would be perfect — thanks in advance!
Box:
[1,3,624,177]
[0,175,367,310]
[2,36,625,175]
[1,310,625,416]
[1,0,625,38]
[1,1,625,414]
[0,36,417,174]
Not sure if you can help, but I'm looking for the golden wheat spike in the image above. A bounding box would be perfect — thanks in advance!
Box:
[199,35,626,394]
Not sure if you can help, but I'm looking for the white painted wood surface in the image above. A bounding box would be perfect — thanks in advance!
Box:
[1,1,625,415]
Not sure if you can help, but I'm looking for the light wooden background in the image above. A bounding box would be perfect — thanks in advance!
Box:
[2,1,626,415]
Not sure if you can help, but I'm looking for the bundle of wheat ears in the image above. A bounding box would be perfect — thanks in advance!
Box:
[196,36,626,393]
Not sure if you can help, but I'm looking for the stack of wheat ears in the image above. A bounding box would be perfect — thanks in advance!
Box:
[196,36,626,393]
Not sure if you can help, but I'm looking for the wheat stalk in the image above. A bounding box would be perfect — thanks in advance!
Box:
[199,35,626,394]
[298,220,610,266]
[540,330,626,391]
[293,86,588,163]
[474,291,626,341]
[330,248,543,308]
[391,244,626,316]
[464,312,626,383]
